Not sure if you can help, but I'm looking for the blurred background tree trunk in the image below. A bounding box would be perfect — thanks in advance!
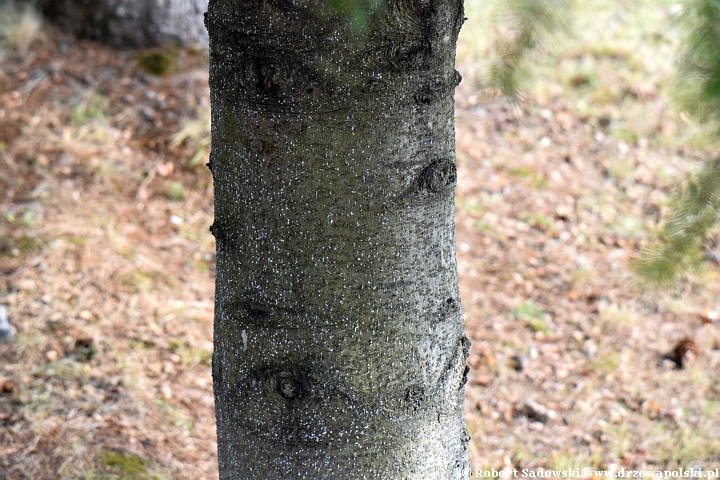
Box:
[207,0,469,478]
[33,0,208,48]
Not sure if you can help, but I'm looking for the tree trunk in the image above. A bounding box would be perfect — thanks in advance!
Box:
[36,0,208,48]
[207,1,469,478]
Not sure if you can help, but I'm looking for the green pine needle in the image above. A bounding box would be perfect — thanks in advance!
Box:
[633,0,720,288]
[633,156,720,288]
[672,0,720,136]
[482,0,574,102]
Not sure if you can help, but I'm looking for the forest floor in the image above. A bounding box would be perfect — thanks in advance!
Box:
[1,1,720,479]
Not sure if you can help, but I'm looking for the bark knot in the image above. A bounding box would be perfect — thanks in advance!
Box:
[454,69,462,86]
[209,221,236,252]
[277,371,305,400]
[405,384,426,411]
[417,158,456,196]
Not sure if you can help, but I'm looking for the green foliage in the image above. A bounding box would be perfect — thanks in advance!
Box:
[634,0,720,288]
[0,234,43,257]
[510,300,552,333]
[633,156,720,287]
[135,46,180,76]
[673,0,720,137]
[482,0,574,102]
[96,451,167,479]
[71,91,110,126]
[524,213,553,231]
[166,182,187,201]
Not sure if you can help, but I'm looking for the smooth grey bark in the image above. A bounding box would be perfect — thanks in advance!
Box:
[207,1,469,478]
[35,0,208,47]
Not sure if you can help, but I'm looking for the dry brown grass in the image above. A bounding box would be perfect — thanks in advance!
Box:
[1,1,720,479]
[458,0,720,473]
[1,21,216,479]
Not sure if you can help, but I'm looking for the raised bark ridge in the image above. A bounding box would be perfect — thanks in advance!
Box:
[208,1,468,478]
